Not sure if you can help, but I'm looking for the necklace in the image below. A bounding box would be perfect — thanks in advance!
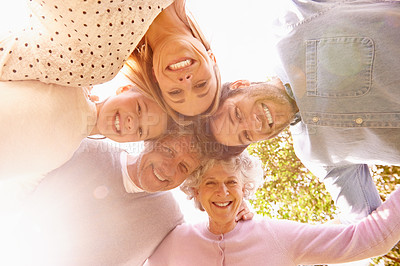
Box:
[87,135,106,140]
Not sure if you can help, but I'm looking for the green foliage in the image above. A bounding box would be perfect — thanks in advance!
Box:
[247,128,336,224]
[247,128,400,265]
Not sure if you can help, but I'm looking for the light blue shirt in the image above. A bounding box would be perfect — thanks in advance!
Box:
[274,0,400,223]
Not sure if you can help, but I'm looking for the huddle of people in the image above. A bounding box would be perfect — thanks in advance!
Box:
[0,0,399,265]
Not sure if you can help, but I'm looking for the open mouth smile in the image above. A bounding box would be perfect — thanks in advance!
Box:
[153,168,166,182]
[115,112,121,133]
[167,59,193,71]
[213,201,232,207]
[261,103,274,127]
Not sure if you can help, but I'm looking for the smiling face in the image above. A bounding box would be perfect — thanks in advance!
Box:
[152,36,218,116]
[195,162,244,234]
[135,135,201,192]
[210,79,298,146]
[95,86,168,143]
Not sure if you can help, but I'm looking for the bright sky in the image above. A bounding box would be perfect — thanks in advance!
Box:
[187,0,283,82]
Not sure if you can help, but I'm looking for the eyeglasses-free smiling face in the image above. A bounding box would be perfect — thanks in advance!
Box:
[210,79,298,146]
[95,86,168,143]
[135,135,201,193]
[152,36,218,116]
[195,162,244,234]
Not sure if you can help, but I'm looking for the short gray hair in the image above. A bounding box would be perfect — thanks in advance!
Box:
[180,150,264,210]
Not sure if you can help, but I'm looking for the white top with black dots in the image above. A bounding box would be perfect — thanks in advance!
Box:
[0,0,174,87]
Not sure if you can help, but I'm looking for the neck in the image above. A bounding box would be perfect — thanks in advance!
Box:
[208,218,237,235]
[145,4,191,48]
[126,154,142,189]
[88,102,102,136]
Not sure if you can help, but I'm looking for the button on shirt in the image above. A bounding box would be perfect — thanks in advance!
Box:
[274,0,400,177]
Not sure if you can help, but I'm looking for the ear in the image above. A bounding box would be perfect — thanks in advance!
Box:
[230,80,251,90]
[193,187,199,197]
[269,76,284,87]
[242,185,249,199]
[207,50,217,64]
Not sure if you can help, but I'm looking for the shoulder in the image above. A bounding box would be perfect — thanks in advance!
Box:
[78,139,125,155]
[273,0,339,36]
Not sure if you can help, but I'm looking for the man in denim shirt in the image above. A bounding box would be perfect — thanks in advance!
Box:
[210,0,400,224]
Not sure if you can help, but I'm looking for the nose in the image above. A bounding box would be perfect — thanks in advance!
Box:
[178,73,192,82]
[125,115,139,133]
[216,183,229,196]
[161,157,178,177]
[252,113,262,131]
[126,116,134,131]
[236,114,262,133]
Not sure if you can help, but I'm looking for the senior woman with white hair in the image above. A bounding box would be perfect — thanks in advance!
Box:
[146,151,400,266]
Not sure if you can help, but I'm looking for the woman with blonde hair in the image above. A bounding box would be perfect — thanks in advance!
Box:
[123,0,221,123]
[1,0,221,123]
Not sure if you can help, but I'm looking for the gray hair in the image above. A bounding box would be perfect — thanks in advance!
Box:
[180,150,264,211]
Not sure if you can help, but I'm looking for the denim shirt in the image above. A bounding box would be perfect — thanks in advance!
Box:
[274,0,400,222]
[275,0,400,173]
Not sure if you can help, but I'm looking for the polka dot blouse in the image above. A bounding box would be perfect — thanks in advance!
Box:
[0,0,173,87]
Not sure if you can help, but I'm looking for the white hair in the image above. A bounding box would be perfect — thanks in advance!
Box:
[180,150,264,210]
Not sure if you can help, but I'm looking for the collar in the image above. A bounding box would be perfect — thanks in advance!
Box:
[284,83,295,101]
[284,83,302,126]
[120,152,144,193]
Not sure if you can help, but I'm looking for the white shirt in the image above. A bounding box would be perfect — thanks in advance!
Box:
[120,151,144,193]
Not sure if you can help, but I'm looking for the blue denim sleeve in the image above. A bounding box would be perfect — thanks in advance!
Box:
[322,164,382,224]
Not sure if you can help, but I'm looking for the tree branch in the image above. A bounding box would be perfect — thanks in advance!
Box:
[384,254,400,263]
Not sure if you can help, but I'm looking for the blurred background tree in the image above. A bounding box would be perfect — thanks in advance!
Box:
[247,128,400,265]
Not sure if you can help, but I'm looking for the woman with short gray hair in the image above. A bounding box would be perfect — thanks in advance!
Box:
[147,151,400,265]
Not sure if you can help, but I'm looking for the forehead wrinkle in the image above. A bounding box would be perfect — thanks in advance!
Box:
[202,175,216,182]
[184,151,199,166]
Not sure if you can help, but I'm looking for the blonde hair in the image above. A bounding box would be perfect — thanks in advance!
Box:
[122,11,221,126]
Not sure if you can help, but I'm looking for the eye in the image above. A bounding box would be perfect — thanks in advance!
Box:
[235,106,242,121]
[228,180,238,185]
[194,81,207,89]
[137,102,141,116]
[168,89,183,96]
[243,130,252,142]
[179,162,189,174]
[205,181,216,186]
[161,145,174,157]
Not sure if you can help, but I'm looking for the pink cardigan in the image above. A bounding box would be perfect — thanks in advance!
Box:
[147,188,400,265]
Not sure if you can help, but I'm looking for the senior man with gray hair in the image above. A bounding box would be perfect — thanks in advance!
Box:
[3,132,203,266]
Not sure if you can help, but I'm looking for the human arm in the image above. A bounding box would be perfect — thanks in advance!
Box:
[321,164,382,224]
[270,187,400,264]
